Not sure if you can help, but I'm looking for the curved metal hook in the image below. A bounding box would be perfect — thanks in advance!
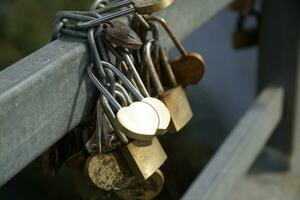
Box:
[101,61,144,100]
[87,64,122,110]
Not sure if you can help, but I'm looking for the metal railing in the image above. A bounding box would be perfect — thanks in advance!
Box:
[2,1,297,200]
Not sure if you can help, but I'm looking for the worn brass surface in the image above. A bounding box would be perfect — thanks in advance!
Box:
[121,137,167,180]
[84,152,135,191]
[162,86,193,132]
[170,52,205,87]
[142,97,171,135]
[134,0,174,14]
[117,101,159,141]
[114,170,164,200]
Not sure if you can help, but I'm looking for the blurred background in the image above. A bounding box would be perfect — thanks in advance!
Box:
[1,0,287,199]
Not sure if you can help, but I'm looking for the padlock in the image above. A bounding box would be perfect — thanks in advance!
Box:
[144,40,193,133]
[115,49,171,133]
[144,15,205,87]
[88,34,170,138]
[113,169,165,200]
[89,60,170,139]
[88,61,169,140]
[99,90,167,181]
[84,151,136,191]
[233,11,260,49]
[103,20,143,49]
[121,137,167,180]
[85,97,134,191]
[134,0,174,14]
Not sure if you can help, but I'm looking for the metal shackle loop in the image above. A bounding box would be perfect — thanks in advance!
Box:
[87,64,122,111]
[144,15,187,55]
[143,39,165,96]
[88,29,107,80]
[115,83,133,105]
[101,61,144,100]
[100,96,129,144]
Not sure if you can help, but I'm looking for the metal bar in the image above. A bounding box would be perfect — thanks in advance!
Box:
[258,0,300,158]
[182,87,284,200]
[0,0,233,187]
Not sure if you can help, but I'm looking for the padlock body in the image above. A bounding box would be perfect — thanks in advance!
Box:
[161,86,193,132]
[170,53,205,87]
[121,137,167,180]
[84,152,135,191]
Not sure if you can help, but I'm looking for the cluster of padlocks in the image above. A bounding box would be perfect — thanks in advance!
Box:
[47,0,205,199]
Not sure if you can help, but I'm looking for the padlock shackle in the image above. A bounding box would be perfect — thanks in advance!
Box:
[102,38,123,60]
[159,47,178,87]
[101,61,144,101]
[148,22,160,63]
[144,15,187,56]
[88,29,107,80]
[100,96,129,144]
[87,64,122,110]
[116,82,133,105]
[95,98,103,153]
[143,40,165,96]
[121,50,150,97]
[115,90,128,107]
[88,29,117,97]
[148,22,178,87]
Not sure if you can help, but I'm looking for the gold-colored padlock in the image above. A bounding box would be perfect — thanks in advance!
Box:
[99,92,167,181]
[122,137,167,180]
[85,151,136,191]
[144,40,193,133]
[134,0,174,14]
[88,63,160,141]
[114,169,164,200]
[144,15,205,87]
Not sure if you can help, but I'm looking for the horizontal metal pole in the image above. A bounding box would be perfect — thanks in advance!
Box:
[0,0,233,187]
[182,87,284,200]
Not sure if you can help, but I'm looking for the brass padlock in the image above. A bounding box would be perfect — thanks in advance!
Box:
[144,15,205,87]
[84,98,135,191]
[114,169,165,200]
[134,0,174,14]
[90,60,170,138]
[233,11,260,49]
[98,89,167,181]
[85,151,136,191]
[144,40,193,133]
[121,137,167,180]
[88,63,160,141]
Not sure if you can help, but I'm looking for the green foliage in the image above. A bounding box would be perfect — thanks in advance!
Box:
[0,0,92,69]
